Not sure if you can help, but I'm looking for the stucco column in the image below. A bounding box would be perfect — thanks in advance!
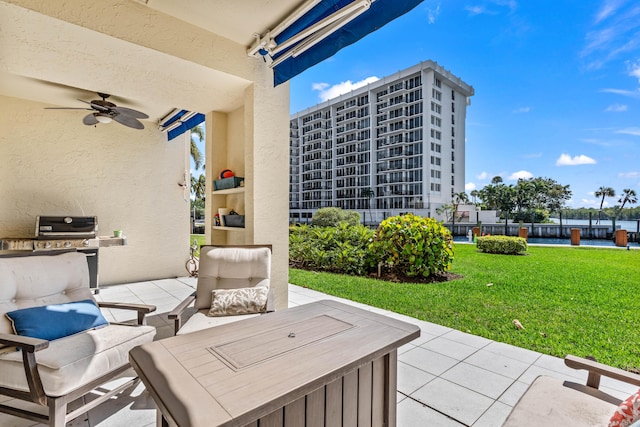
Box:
[244,74,290,310]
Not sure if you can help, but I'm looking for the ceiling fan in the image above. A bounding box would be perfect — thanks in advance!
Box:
[45,92,149,129]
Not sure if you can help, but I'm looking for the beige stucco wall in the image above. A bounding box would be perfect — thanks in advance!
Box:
[0,95,190,285]
[1,0,291,305]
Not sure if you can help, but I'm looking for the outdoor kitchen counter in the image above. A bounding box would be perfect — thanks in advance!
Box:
[91,236,127,247]
[129,299,420,427]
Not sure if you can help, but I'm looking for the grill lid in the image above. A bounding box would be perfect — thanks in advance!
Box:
[36,216,98,238]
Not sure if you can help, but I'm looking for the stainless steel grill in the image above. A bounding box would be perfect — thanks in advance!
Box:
[0,216,100,291]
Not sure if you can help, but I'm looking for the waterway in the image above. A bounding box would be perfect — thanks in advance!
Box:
[453,235,639,247]
[549,218,640,232]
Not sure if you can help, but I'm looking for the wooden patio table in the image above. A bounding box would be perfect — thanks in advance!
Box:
[129,299,420,427]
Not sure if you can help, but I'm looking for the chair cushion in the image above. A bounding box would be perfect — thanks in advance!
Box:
[609,389,640,427]
[208,287,268,317]
[195,246,271,310]
[0,324,155,396]
[177,310,260,336]
[6,299,108,341]
[502,376,617,427]
[0,252,93,336]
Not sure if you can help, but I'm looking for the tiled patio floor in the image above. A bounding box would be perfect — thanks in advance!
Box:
[1,278,635,426]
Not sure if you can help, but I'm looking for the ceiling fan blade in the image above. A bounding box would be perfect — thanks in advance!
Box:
[112,106,149,119]
[87,100,113,112]
[83,113,99,126]
[113,113,145,129]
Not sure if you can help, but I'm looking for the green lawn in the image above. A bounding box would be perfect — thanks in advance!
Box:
[289,244,640,371]
[189,234,206,257]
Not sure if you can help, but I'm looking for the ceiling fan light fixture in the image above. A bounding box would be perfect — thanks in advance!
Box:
[94,113,112,124]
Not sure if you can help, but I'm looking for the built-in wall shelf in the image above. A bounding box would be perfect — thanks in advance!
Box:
[212,226,245,231]
[212,187,245,195]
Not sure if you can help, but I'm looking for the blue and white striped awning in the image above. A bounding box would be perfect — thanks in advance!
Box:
[158,109,205,141]
[248,0,424,86]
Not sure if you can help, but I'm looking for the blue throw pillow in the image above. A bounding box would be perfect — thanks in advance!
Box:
[6,299,108,341]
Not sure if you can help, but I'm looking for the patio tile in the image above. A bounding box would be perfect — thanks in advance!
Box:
[531,353,568,370]
[441,329,493,349]
[411,378,495,426]
[465,349,532,380]
[472,401,513,427]
[399,346,459,376]
[518,364,584,385]
[483,341,541,365]
[440,362,515,399]
[408,330,437,347]
[498,380,531,406]
[416,321,454,338]
[397,361,436,395]
[423,336,479,361]
[397,397,466,426]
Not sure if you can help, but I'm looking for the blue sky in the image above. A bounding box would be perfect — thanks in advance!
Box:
[288,0,640,209]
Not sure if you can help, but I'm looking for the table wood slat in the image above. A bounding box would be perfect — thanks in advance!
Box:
[342,369,358,427]
[306,387,325,427]
[325,377,343,426]
[372,356,385,427]
[358,361,373,427]
[283,397,305,427]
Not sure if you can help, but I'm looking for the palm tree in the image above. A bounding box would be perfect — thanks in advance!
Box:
[616,188,638,220]
[360,187,375,226]
[470,189,479,205]
[190,124,204,171]
[191,174,206,201]
[594,186,615,224]
[451,192,469,232]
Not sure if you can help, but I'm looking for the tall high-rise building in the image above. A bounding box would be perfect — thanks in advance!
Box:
[289,60,474,224]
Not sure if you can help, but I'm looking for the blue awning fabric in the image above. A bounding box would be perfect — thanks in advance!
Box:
[265,0,424,86]
[159,110,205,141]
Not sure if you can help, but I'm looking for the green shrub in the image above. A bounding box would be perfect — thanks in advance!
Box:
[370,214,454,278]
[476,235,528,255]
[311,207,360,227]
[289,223,374,276]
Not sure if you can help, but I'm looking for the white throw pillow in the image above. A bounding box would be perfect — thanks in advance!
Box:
[208,287,268,317]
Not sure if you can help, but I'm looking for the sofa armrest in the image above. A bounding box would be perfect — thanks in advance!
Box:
[98,302,157,325]
[0,333,49,353]
[167,293,196,335]
[565,355,640,389]
[0,333,49,405]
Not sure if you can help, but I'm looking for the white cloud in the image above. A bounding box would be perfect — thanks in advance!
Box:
[427,4,440,24]
[311,82,329,91]
[555,153,597,166]
[605,103,627,112]
[508,170,533,180]
[600,88,640,98]
[594,0,625,24]
[615,127,640,136]
[512,106,532,113]
[476,171,488,180]
[578,198,599,208]
[629,60,640,82]
[465,5,488,15]
[312,77,379,102]
[465,182,476,191]
[619,171,640,178]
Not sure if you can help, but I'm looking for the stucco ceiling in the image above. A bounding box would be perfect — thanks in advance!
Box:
[0,0,300,127]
